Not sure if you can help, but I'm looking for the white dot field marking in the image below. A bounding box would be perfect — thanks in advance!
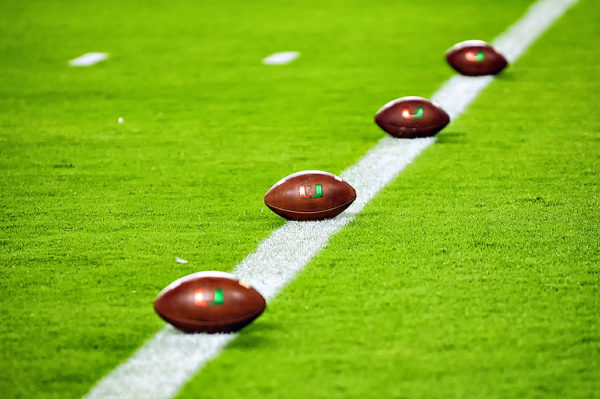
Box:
[69,52,108,67]
[262,51,300,65]
[84,0,578,398]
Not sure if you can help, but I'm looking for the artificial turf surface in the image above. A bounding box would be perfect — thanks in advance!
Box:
[0,0,598,398]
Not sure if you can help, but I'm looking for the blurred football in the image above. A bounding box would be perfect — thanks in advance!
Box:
[154,271,266,334]
[264,170,356,221]
[374,96,450,138]
[446,40,508,76]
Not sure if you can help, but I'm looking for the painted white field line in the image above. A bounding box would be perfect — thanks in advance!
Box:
[262,51,300,65]
[84,0,577,398]
[69,52,108,67]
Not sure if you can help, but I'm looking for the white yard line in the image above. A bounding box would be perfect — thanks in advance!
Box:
[69,52,108,67]
[84,0,577,397]
[262,51,300,65]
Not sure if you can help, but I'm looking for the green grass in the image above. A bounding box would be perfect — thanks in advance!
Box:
[0,0,598,398]
[178,2,600,398]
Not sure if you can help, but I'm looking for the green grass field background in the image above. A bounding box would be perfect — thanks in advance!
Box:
[0,0,598,398]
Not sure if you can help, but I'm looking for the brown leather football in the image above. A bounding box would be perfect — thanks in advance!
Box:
[374,96,450,138]
[264,170,356,221]
[154,271,266,334]
[446,40,508,76]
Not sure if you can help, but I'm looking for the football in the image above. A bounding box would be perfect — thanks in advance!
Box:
[264,170,356,221]
[374,96,450,138]
[154,271,266,334]
[445,40,508,76]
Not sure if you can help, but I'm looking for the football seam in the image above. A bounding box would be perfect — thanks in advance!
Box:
[264,197,356,214]
[377,119,449,130]
[158,308,265,328]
